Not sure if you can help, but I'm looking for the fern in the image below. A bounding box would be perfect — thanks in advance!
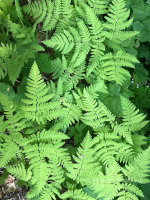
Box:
[60,101,82,128]
[103,0,138,46]
[6,163,32,182]
[81,89,115,128]
[0,0,14,19]
[0,43,16,80]
[100,50,139,85]
[60,189,96,200]
[0,60,149,200]
[121,96,148,132]
[23,0,74,31]
[21,61,61,124]
[122,147,150,184]
[43,21,91,67]
[0,0,149,199]
[67,133,101,185]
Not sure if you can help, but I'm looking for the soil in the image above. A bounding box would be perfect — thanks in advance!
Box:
[0,175,28,200]
[0,187,28,200]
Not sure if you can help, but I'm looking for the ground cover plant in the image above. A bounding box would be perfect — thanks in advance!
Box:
[0,0,150,199]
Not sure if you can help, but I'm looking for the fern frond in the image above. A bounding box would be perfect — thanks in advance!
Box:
[132,134,147,154]
[121,96,148,132]
[23,144,50,197]
[0,43,16,80]
[43,20,91,67]
[55,0,75,33]
[48,56,85,91]
[23,0,62,31]
[115,142,134,163]
[0,0,14,19]
[103,0,138,43]
[22,129,68,146]
[60,101,82,128]
[117,183,144,200]
[100,50,139,85]
[88,163,123,200]
[85,80,108,98]
[21,61,61,124]
[94,132,119,166]
[42,29,75,54]
[24,144,64,199]
[81,3,105,76]
[6,163,32,181]
[86,0,109,15]
[0,92,26,134]
[114,124,133,145]
[81,90,115,128]
[60,189,96,200]
[0,139,19,168]
[67,133,100,185]
[122,147,150,184]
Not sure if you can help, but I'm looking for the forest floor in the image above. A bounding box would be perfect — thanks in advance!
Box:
[0,175,28,200]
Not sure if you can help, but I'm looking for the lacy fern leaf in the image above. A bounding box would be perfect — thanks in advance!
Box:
[103,0,138,45]
[21,61,61,124]
[121,96,148,132]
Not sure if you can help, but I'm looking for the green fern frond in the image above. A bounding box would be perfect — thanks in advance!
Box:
[0,43,16,80]
[88,163,123,200]
[23,144,50,197]
[85,80,108,98]
[67,133,100,184]
[60,189,96,200]
[23,0,52,29]
[0,40,40,83]
[0,0,14,19]
[0,92,25,133]
[121,96,148,132]
[24,144,64,199]
[117,183,144,200]
[81,3,105,76]
[60,101,82,128]
[8,22,35,45]
[22,129,68,146]
[94,132,119,166]
[81,90,115,128]
[6,163,32,181]
[44,0,61,31]
[23,0,65,31]
[48,79,63,99]
[0,139,20,168]
[49,55,85,92]
[103,0,138,43]
[21,61,61,124]
[86,0,109,15]
[122,147,150,184]
[114,124,133,145]
[55,0,75,33]
[100,50,139,85]
[0,93,25,168]
[115,142,134,163]
[43,20,91,67]
[42,29,75,54]
[132,134,147,154]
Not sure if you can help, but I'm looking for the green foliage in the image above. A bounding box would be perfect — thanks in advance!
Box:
[0,0,149,200]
